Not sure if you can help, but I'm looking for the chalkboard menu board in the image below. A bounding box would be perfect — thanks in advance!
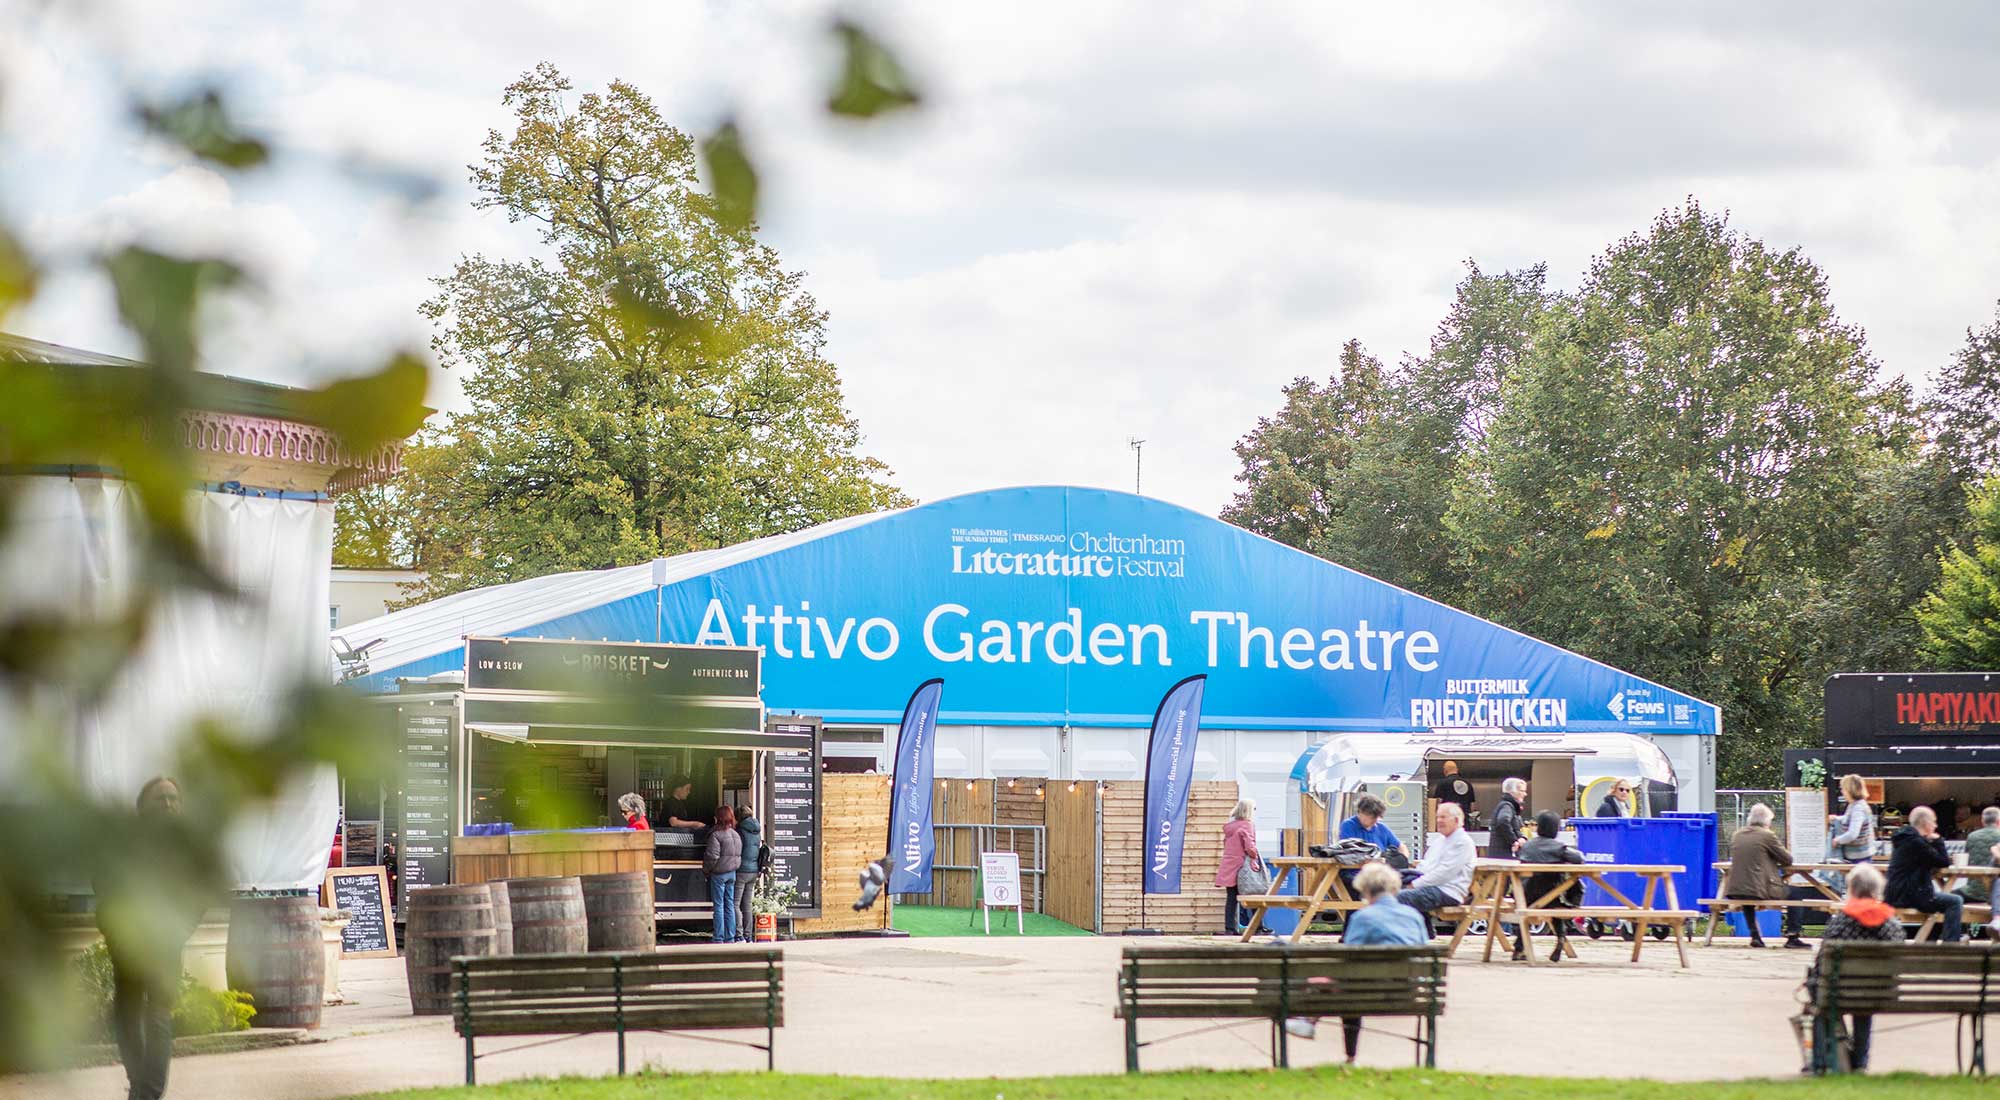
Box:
[399,701,456,910]
[323,867,397,958]
[766,718,822,917]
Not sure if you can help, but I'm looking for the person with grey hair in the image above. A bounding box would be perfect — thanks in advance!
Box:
[1723,803,1812,948]
[1487,777,1527,859]
[1397,803,1474,935]
[1960,806,2000,905]
[1285,861,1427,1057]
[1806,864,1903,1071]
[617,792,649,831]
[1886,805,1962,941]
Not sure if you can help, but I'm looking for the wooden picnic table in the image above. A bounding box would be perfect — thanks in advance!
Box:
[1705,861,1998,944]
[1448,860,1698,968]
[1236,856,1375,944]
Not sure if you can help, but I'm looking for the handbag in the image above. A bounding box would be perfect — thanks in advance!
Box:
[1237,857,1272,896]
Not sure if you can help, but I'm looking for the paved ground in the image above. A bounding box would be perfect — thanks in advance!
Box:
[2,933,1979,1098]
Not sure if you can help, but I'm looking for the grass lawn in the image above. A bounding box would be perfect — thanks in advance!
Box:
[355,1066,1994,1100]
[890,904,1091,937]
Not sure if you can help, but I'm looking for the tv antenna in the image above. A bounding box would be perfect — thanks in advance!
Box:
[1127,436,1145,495]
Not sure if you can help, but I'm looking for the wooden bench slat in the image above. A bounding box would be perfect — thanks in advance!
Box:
[456,968,783,992]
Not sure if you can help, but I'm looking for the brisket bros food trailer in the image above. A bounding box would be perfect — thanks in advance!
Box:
[356,636,824,929]
[1822,672,2000,841]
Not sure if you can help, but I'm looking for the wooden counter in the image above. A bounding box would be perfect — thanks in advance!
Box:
[451,830,653,884]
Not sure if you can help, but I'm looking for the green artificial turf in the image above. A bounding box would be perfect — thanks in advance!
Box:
[357,1066,1996,1100]
[889,903,1092,937]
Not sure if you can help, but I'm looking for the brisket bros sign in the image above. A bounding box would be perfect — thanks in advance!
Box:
[1825,673,2000,746]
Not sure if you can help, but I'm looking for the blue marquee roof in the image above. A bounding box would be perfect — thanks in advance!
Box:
[337,485,1720,736]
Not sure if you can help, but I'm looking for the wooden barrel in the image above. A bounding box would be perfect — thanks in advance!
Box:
[403,884,495,1016]
[506,876,587,955]
[486,880,514,956]
[580,871,656,952]
[225,895,326,1029]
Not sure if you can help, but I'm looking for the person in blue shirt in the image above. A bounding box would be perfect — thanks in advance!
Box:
[1338,795,1408,862]
[1286,861,1428,1062]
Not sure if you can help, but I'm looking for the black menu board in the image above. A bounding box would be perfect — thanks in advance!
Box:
[765,718,822,917]
[323,868,397,958]
[399,701,455,910]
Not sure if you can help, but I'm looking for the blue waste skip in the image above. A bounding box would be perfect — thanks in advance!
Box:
[1569,816,1714,913]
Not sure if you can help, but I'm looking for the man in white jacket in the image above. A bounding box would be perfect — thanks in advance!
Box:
[1397,803,1475,936]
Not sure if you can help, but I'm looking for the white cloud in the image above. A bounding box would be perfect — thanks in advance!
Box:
[2,0,1997,517]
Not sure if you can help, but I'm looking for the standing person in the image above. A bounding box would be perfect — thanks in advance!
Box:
[1959,806,2000,906]
[1722,804,1814,949]
[616,792,650,831]
[703,804,743,943]
[1216,799,1261,935]
[1827,774,1877,871]
[1435,761,1476,821]
[1595,780,1635,817]
[1885,806,1962,942]
[659,777,707,829]
[1514,811,1584,963]
[1805,864,1904,1072]
[1397,803,1475,936]
[734,803,762,942]
[1487,778,1527,859]
[101,778,197,1100]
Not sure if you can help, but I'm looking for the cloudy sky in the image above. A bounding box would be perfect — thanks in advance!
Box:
[5,1,1998,516]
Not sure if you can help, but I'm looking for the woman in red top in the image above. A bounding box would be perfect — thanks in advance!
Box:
[617,792,650,831]
[1216,798,1261,934]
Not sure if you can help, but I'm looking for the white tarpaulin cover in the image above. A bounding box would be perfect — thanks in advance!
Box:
[0,476,337,891]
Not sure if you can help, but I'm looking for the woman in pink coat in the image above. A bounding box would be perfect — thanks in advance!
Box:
[1216,798,1261,934]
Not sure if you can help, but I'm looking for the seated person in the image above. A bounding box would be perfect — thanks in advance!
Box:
[1338,795,1408,863]
[1287,861,1426,1058]
[1958,806,2000,906]
[1512,810,1584,963]
[1885,806,1962,942]
[1805,864,1904,1071]
[1395,803,1474,935]
[1722,802,1818,949]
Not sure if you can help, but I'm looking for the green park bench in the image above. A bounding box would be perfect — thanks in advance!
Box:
[451,948,783,1083]
[1807,941,1997,1075]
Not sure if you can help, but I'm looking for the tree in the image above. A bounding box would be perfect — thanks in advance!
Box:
[1314,263,1552,599]
[1445,202,1895,786]
[1930,302,2000,483]
[1220,339,1383,550]
[394,64,909,599]
[1916,479,2000,669]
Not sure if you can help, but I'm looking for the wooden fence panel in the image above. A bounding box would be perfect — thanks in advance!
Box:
[1097,780,1236,935]
[793,773,891,936]
[1044,783,1098,931]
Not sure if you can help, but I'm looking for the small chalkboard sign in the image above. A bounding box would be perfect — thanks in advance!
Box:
[322,867,397,959]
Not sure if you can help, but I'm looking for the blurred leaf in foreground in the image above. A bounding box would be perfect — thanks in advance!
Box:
[827,19,922,118]
[700,121,759,232]
[0,227,36,321]
[102,246,242,375]
[290,351,433,455]
[134,89,270,170]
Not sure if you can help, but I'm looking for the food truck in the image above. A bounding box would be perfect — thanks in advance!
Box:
[1822,672,2000,844]
[1287,728,1678,854]
[353,636,823,929]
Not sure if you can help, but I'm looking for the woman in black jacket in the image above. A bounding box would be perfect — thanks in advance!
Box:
[1884,806,1961,942]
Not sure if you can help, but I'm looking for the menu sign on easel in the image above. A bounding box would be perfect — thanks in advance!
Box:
[400,701,455,910]
[766,718,822,918]
[1786,787,1828,866]
[322,867,397,958]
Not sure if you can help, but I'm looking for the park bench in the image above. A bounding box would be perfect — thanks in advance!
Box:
[450,948,783,1083]
[1806,941,1998,1075]
[1114,943,1446,1071]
